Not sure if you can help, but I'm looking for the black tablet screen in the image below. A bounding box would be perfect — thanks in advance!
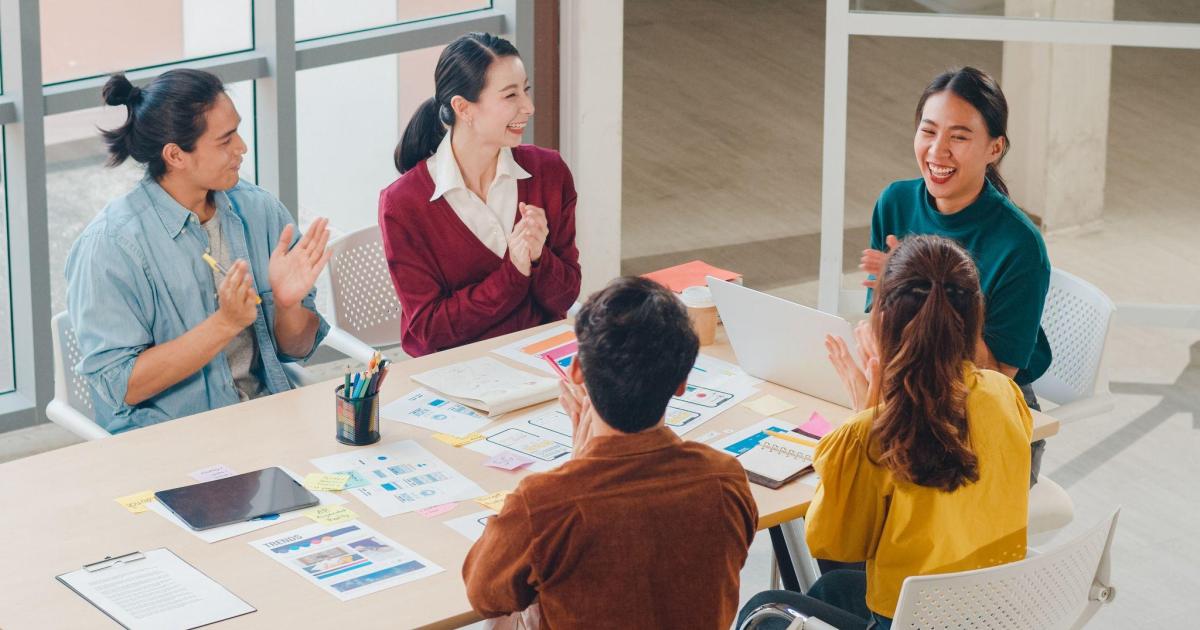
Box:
[155,467,320,530]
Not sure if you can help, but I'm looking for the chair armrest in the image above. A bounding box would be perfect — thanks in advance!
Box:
[322,327,379,365]
[281,363,322,388]
[738,603,840,630]
[45,400,110,441]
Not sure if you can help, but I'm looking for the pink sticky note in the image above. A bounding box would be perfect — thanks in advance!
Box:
[417,502,459,518]
[484,452,535,471]
[797,411,834,439]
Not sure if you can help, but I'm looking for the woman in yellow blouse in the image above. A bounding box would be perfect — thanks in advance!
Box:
[738,234,1033,630]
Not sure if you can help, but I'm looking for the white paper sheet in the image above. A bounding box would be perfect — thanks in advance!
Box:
[444,510,497,542]
[249,521,442,601]
[381,388,494,436]
[465,405,575,472]
[57,548,255,629]
[310,440,487,517]
[490,324,577,375]
[411,357,559,416]
[146,467,347,543]
[665,356,760,436]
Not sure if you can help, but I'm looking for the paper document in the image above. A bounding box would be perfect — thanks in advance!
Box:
[445,510,496,542]
[381,388,493,436]
[411,357,559,416]
[492,324,578,376]
[664,355,760,436]
[310,440,487,517]
[146,467,346,543]
[57,548,254,629]
[250,521,442,601]
[465,405,575,472]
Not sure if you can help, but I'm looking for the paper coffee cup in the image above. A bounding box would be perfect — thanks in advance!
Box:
[680,286,718,346]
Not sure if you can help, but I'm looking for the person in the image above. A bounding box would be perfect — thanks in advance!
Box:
[462,276,757,629]
[66,69,331,433]
[738,235,1034,630]
[379,32,580,357]
[859,66,1050,481]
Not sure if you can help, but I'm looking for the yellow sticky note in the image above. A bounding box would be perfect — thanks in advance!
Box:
[432,432,485,447]
[743,394,797,416]
[115,490,156,514]
[303,505,358,525]
[475,491,510,512]
[303,473,351,492]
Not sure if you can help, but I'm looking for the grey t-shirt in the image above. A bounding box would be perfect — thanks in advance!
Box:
[201,210,267,401]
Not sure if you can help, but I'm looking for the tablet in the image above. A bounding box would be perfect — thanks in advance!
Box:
[154,467,320,531]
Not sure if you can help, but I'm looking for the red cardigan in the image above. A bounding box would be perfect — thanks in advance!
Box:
[378,144,581,357]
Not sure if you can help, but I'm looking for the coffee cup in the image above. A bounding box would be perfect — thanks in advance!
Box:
[680,285,718,346]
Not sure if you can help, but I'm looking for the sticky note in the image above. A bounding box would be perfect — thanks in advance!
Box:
[303,472,351,492]
[303,505,358,525]
[188,464,236,482]
[115,490,156,514]
[475,491,510,512]
[743,394,797,416]
[483,452,535,471]
[432,432,485,447]
[336,470,371,489]
[417,502,459,518]
[797,411,834,439]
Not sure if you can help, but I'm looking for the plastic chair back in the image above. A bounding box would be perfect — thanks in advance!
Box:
[1033,268,1116,406]
[326,226,403,348]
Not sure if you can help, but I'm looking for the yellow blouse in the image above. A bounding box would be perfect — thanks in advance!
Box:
[805,366,1033,618]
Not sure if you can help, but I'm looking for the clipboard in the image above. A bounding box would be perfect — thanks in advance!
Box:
[57,548,255,629]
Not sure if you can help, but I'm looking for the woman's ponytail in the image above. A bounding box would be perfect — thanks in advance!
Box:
[985,162,1010,198]
[395,96,450,174]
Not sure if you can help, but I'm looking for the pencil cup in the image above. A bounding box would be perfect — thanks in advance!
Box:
[335,384,381,446]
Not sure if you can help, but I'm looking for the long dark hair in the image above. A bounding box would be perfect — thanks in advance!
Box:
[394,32,520,174]
[870,234,984,492]
[915,66,1011,197]
[100,69,226,179]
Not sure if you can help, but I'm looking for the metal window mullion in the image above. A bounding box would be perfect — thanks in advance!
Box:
[817,0,850,315]
[293,11,506,71]
[496,0,535,145]
[255,0,299,218]
[0,0,50,430]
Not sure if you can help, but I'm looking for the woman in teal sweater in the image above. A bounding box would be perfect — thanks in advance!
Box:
[861,66,1051,482]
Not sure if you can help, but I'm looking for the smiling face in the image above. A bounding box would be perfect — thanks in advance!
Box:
[167,92,247,191]
[913,91,1005,214]
[454,54,533,148]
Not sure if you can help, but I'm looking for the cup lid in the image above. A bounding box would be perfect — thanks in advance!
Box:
[680,285,715,308]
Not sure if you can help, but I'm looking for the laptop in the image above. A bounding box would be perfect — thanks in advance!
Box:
[707,276,858,408]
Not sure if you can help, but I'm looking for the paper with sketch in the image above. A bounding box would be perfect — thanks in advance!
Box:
[310,440,486,517]
[491,324,577,376]
[146,467,346,543]
[381,388,493,436]
[412,357,559,416]
[250,521,442,602]
[57,548,255,630]
[663,355,760,436]
[465,404,575,472]
[445,510,497,542]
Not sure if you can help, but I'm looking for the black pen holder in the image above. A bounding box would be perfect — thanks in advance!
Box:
[335,384,381,446]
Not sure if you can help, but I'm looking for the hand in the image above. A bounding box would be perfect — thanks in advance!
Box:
[268,217,333,309]
[507,221,533,276]
[854,319,880,370]
[826,333,880,412]
[518,203,549,263]
[860,234,900,288]
[559,380,596,451]
[214,260,258,333]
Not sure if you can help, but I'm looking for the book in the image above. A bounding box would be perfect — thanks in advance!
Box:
[642,260,741,293]
[411,357,559,416]
[736,435,817,489]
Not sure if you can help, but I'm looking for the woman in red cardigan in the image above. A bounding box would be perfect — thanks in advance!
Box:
[379,32,580,357]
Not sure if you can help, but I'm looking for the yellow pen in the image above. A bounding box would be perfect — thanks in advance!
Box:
[202,252,262,305]
[764,430,819,449]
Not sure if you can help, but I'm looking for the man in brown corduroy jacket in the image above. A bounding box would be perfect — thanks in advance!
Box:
[463,276,758,629]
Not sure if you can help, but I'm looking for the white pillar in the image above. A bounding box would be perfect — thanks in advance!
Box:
[1002,0,1114,231]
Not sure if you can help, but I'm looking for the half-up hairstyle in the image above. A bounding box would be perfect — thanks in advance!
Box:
[916,66,1011,197]
[869,234,984,492]
[100,69,226,179]
[394,32,520,173]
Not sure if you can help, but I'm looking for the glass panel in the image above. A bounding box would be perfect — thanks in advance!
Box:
[47,81,257,318]
[296,0,491,42]
[0,135,13,393]
[40,0,253,84]
[852,0,1200,24]
[295,46,441,231]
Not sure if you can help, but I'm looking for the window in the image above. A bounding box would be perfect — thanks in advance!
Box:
[0,134,13,394]
[295,0,490,42]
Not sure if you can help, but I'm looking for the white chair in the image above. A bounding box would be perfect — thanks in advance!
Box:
[324,225,405,364]
[46,312,111,440]
[1033,268,1117,423]
[742,509,1120,630]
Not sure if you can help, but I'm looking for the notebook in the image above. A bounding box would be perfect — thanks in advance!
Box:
[736,434,817,489]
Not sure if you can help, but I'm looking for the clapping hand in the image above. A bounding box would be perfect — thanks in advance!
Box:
[559,379,598,451]
[825,320,882,412]
[860,234,900,288]
[268,217,333,309]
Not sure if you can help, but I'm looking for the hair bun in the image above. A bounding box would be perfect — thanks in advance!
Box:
[102,73,141,107]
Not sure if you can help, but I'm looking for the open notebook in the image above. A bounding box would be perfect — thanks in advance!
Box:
[736,434,817,489]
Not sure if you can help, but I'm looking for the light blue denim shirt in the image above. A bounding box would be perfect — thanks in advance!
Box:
[66,177,329,433]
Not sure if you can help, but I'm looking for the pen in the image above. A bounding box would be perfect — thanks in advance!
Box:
[201,252,262,305]
[764,430,820,448]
